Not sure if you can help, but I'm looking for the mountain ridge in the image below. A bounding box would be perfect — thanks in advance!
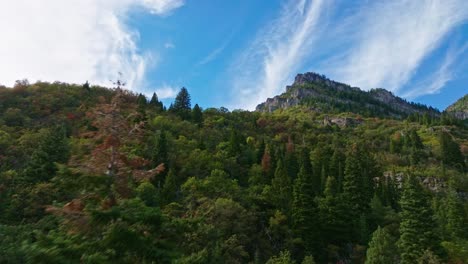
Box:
[446,94,468,120]
[256,72,440,118]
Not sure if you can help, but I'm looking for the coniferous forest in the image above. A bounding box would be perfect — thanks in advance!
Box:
[0,80,467,263]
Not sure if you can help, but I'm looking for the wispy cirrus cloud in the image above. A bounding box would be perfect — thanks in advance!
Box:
[228,0,328,110]
[0,0,183,90]
[197,43,227,66]
[402,43,468,99]
[228,0,468,110]
[326,0,468,94]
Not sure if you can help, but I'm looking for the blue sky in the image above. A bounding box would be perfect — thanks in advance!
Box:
[1,0,467,111]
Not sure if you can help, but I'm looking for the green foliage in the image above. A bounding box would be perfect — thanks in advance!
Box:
[439,131,465,170]
[0,82,466,263]
[365,226,398,264]
[192,104,203,126]
[172,87,191,120]
[266,250,296,264]
[398,175,443,263]
[292,164,320,256]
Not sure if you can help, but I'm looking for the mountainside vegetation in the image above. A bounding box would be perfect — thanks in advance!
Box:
[446,94,468,121]
[0,78,467,263]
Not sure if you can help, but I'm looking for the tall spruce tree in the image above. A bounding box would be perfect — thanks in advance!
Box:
[192,104,203,126]
[398,175,442,263]
[149,92,163,112]
[439,132,465,170]
[341,144,376,242]
[444,182,466,239]
[318,176,349,246]
[23,126,69,182]
[172,87,191,120]
[271,159,292,213]
[292,164,320,256]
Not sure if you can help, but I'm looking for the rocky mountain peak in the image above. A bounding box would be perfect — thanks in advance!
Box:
[256,72,439,118]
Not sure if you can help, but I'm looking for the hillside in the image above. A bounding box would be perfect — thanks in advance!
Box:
[0,80,467,263]
[256,72,440,119]
[446,94,468,120]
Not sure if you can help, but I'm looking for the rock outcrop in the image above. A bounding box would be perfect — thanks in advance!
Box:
[256,72,440,118]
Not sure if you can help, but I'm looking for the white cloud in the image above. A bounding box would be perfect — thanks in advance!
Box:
[326,0,468,93]
[402,43,468,99]
[0,0,183,90]
[151,84,179,99]
[197,44,226,66]
[228,0,327,110]
[164,42,175,49]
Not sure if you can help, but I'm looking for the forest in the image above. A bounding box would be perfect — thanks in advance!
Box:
[0,80,467,263]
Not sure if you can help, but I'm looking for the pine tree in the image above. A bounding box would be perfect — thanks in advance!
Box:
[329,148,345,192]
[149,92,163,112]
[439,132,465,170]
[23,149,56,183]
[192,104,203,126]
[135,93,147,122]
[271,159,292,213]
[342,144,376,242]
[292,164,320,256]
[23,126,69,182]
[318,176,349,245]
[44,125,70,163]
[153,132,168,168]
[301,148,320,195]
[398,175,442,263]
[365,226,398,264]
[172,87,191,120]
[444,183,466,239]
[161,169,178,205]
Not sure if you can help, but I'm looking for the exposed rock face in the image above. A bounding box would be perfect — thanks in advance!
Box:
[323,116,363,127]
[256,72,440,118]
[446,94,468,120]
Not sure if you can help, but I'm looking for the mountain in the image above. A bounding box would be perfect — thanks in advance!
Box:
[256,72,439,118]
[446,94,468,120]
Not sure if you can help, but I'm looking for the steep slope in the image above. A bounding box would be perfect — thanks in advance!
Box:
[256,72,439,118]
[446,94,468,120]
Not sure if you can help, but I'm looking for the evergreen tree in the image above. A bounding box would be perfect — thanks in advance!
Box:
[365,226,398,264]
[292,164,320,256]
[135,93,147,122]
[149,92,163,112]
[329,148,345,192]
[192,104,203,126]
[271,159,292,213]
[23,126,69,182]
[398,175,442,263]
[318,176,349,246]
[228,129,241,156]
[444,183,466,239]
[301,148,320,195]
[341,144,376,242]
[172,87,191,120]
[161,169,178,205]
[41,125,70,164]
[439,132,465,170]
[22,149,56,183]
[154,132,168,167]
